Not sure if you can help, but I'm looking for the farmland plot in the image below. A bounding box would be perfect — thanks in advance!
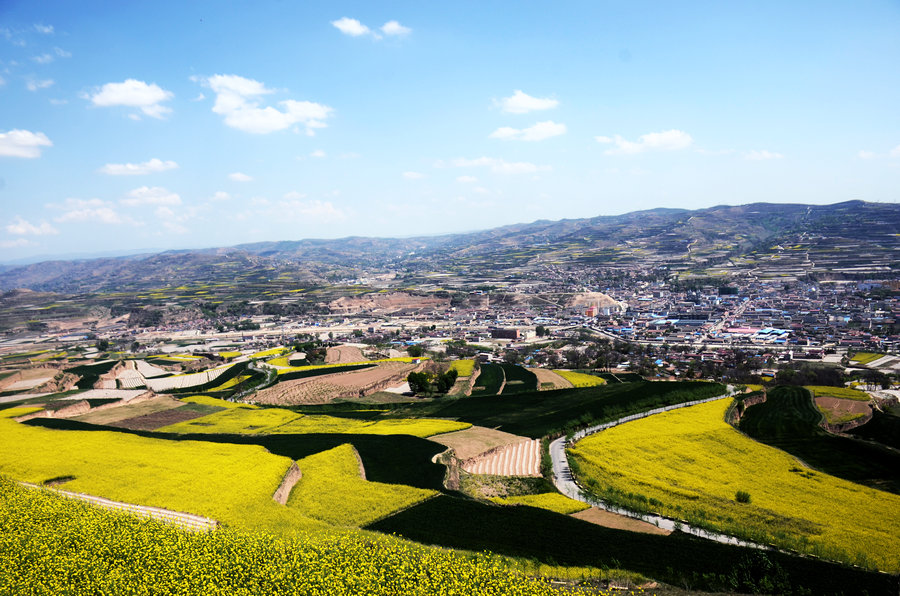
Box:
[144,363,234,393]
[254,362,419,405]
[463,439,541,477]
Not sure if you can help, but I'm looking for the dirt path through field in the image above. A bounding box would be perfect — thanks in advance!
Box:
[21,482,217,532]
[272,463,302,505]
[531,368,573,390]
[572,507,670,535]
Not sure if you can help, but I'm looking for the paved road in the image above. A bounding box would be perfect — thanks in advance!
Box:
[550,387,769,548]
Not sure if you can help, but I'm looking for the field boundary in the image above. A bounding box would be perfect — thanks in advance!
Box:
[20,482,218,532]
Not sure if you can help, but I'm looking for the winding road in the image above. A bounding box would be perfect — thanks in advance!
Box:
[549,386,769,548]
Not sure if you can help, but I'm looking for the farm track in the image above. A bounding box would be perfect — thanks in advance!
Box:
[549,388,771,548]
[21,482,218,532]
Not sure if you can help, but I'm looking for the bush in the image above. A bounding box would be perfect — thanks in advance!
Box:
[735,490,751,504]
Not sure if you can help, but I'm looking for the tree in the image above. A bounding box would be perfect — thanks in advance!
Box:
[407,345,424,357]
[407,372,431,395]
[535,325,548,337]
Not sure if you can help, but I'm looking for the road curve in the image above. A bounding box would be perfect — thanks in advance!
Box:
[550,387,769,548]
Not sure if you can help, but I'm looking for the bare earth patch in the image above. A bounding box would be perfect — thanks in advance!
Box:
[816,396,871,424]
[254,362,420,405]
[572,507,671,535]
[430,426,528,461]
[72,395,186,425]
[110,406,214,431]
[325,345,366,364]
[531,368,573,390]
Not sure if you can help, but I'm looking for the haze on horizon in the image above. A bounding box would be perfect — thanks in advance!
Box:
[1,0,898,262]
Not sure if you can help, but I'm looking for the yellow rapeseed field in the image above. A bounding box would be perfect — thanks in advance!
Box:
[0,416,322,537]
[274,356,429,376]
[449,359,476,376]
[553,370,606,387]
[569,398,900,572]
[1,477,582,595]
[161,405,469,437]
[289,444,436,526]
[804,385,870,401]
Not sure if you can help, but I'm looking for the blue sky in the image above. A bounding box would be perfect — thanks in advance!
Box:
[1,1,898,262]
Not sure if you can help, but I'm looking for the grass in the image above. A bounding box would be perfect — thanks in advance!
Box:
[499,364,538,394]
[448,359,476,376]
[849,352,885,365]
[848,409,900,450]
[739,386,900,494]
[0,415,323,537]
[570,397,900,571]
[386,380,726,439]
[368,494,897,595]
[66,360,118,390]
[0,478,571,596]
[553,370,606,388]
[491,493,590,515]
[804,385,870,401]
[288,444,436,526]
[470,363,504,396]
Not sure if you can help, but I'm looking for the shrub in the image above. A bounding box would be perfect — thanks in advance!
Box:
[735,490,751,504]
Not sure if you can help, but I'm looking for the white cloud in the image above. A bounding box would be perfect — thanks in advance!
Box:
[6,217,58,236]
[457,175,478,183]
[52,198,126,224]
[54,47,71,58]
[32,53,54,64]
[34,24,54,35]
[90,79,174,119]
[451,156,551,175]
[202,74,333,135]
[120,186,181,206]
[210,191,231,201]
[277,198,345,222]
[745,149,784,160]
[332,17,371,37]
[0,238,30,248]
[599,129,693,155]
[283,191,307,200]
[857,150,876,160]
[0,75,5,87]
[890,145,900,158]
[489,120,566,141]
[26,78,54,91]
[403,171,425,179]
[381,20,411,36]
[0,129,52,158]
[497,90,559,114]
[228,172,253,182]
[99,158,178,176]
[310,149,326,158]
